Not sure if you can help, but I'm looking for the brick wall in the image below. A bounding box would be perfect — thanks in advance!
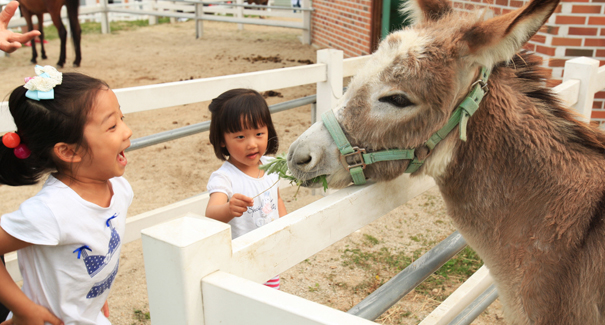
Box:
[450,0,605,125]
[311,0,374,58]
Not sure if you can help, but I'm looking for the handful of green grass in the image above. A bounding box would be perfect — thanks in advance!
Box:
[260,154,328,192]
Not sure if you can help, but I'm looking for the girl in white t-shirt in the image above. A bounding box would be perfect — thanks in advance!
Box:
[0,66,133,325]
[206,88,287,289]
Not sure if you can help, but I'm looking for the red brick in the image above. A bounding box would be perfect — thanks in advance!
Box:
[589,16,605,25]
[546,79,563,87]
[565,48,594,56]
[552,37,583,46]
[548,58,567,67]
[531,34,547,43]
[561,0,589,2]
[598,49,605,57]
[585,38,605,46]
[510,0,524,7]
[568,27,598,36]
[591,110,605,119]
[593,102,604,110]
[523,43,536,51]
[495,0,508,5]
[536,45,556,56]
[596,92,605,99]
[602,28,605,36]
[571,5,603,13]
[555,15,587,24]
[541,25,560,35]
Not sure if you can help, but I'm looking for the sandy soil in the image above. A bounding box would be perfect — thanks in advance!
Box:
[0,19,505,324]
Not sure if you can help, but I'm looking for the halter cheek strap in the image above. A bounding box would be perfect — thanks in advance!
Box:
[322,67,491,185]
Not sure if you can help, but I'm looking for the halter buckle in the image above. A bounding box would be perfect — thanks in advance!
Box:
[340,147,366,171]
[471,79,489,94]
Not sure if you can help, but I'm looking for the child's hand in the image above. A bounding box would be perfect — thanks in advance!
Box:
[101,300,109,317]
[229,193,254,218]
[1,303,63,325]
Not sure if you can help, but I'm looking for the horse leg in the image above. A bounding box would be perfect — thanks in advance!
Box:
[36,13,46,60]
[65,0,81,67]
[48,11,67,68]
[19,5,37,64]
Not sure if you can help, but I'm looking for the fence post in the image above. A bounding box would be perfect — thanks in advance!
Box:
[236,0,244,30]
[100,0,109,34]
[149,0,158,25]
[195,2,204,39]
[315,49,343,122]
[141,214,232,324]
[170,1,177,23]
[301,0,311,45]
[562,57,599,123]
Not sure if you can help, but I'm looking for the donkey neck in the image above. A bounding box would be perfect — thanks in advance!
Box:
[437,58,605,259]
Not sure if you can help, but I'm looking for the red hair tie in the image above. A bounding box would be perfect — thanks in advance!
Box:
[2,132,31,159]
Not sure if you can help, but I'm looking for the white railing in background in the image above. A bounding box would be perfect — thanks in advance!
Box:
[2,0,312,48]
[3,51,605,324]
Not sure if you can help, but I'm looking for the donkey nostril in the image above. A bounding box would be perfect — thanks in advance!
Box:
[297,155,313,166]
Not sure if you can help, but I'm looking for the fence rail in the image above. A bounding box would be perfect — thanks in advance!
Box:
[2,0,312,47]
[3,50,605,324]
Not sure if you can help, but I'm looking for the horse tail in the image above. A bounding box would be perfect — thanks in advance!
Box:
[64,0,82,67]
[64,0,80,15]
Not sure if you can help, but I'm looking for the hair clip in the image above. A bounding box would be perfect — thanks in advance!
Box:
[23,65,63,101]
[2,132,31,159]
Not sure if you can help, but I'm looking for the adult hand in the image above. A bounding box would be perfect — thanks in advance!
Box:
[0,1,40,53]
[229,193,254,218]
[0,303,63,325]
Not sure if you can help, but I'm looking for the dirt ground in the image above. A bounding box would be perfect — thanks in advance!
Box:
[0,19,505,324]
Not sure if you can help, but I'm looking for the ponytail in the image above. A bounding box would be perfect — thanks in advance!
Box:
[0,73,108,186]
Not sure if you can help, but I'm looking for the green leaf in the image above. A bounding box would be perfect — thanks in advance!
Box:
[260,153,328,196]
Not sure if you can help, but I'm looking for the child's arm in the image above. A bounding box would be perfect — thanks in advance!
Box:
[0,227,63,325]
[205,192,254,223]
[277,189,287,218]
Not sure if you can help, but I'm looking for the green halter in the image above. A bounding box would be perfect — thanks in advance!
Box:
[321,67,491,185]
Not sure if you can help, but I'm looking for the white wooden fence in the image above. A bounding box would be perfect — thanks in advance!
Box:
[2,0,312,46]
[3,51,605,324]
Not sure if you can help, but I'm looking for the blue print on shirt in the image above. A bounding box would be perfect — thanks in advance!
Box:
[72,214,121,278]
[86,260,119,298]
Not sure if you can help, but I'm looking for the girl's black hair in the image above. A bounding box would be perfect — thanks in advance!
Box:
[208,88,278,160]
[0,72,109,186]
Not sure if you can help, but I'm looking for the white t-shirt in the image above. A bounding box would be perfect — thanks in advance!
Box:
[207,156,280,239]
[1,175,133,325]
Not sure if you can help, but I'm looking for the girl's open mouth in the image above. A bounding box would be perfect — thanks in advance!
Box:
[117,151,127,166]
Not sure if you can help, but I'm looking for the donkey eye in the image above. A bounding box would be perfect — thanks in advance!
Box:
[379,94,413,108]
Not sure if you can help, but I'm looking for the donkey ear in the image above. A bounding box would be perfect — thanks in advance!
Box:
[462,0,559,64]
[403,0,453,25]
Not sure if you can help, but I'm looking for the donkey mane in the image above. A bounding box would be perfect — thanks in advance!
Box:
[494,51,605,154]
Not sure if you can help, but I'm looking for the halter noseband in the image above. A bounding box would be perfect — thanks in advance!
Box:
[322,67,491,185]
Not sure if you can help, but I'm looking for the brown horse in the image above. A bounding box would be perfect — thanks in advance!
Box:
[245,0,268,5]
[18,0,81,67]
[287,0,605,323]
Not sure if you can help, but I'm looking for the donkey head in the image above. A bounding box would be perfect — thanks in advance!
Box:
[287,0,559,188]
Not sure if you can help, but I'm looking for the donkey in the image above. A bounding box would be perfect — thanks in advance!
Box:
[287,0,605,323]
